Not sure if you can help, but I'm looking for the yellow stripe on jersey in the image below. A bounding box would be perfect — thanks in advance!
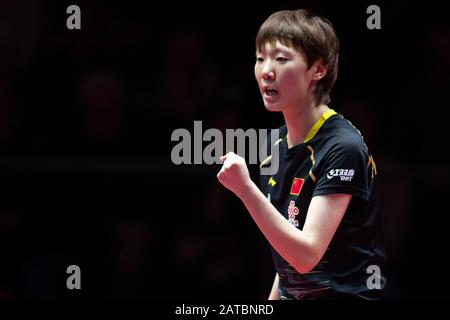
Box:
[259,155,272,168]
[259,138,282,168]
[304,109,337,143]
[368,154,377,178]
[307,145,317,182]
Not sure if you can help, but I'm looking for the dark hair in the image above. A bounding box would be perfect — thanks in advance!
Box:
[256,9,339,105]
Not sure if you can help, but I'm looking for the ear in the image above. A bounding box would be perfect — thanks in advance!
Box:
[311,59,327,81]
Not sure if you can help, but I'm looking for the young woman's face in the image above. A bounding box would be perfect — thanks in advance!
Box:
[255,41,316,112]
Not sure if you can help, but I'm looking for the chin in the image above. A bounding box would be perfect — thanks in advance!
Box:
[264,103,283,112]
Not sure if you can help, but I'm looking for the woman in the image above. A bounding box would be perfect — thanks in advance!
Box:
[217,9,386,300]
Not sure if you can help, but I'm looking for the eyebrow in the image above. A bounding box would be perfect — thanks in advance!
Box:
[256,48,292,55]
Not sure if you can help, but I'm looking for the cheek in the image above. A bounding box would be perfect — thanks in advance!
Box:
[254,65,260,82]
[281,70,306,91]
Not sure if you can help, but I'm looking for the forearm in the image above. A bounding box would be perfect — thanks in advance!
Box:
[237,181,318,274]
[268,273,280,300]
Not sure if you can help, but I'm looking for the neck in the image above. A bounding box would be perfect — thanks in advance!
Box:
[283,99,329,148]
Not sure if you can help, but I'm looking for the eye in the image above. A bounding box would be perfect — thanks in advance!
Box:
[256,57,264,62]
[276,57,288,62]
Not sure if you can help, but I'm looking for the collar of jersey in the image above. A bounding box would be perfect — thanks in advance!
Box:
[303,108,337,143]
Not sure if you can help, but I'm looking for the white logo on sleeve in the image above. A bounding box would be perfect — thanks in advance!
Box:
[326,169,355,181]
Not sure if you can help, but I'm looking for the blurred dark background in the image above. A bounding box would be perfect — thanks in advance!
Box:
[1,0,449,300]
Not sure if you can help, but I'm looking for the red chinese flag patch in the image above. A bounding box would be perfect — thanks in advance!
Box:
[290,178,304,196]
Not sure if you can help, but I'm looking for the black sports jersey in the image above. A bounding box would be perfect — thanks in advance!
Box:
[259,109,386,300]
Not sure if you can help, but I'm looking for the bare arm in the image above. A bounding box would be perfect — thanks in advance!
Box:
[238,180,351,273]
[217,152,351,274]
[268,273,280,300]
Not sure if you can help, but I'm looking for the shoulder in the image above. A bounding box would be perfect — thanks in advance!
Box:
[321,115,369,156]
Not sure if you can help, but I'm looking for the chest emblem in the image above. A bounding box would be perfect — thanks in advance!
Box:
[287,200,300,226]
[289,177,304,196]
[268,177,277,187]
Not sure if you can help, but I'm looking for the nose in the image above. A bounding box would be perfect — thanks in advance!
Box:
[261,62,275,81]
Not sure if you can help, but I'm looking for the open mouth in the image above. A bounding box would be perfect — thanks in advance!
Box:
[264,89,279,97]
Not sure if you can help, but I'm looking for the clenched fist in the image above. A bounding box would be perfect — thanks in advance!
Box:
[217,152,252,198]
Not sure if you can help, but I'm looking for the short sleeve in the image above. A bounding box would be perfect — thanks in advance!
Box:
[313,137,370,201]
